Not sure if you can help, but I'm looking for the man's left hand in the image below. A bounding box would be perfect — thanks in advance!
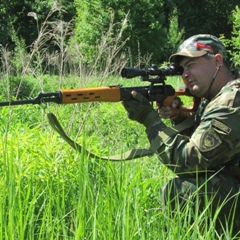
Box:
[122,91,160,128]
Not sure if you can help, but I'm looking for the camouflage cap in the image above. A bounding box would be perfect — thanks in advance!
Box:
[169,34,226,64]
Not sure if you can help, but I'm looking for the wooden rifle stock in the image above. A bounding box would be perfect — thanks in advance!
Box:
[60,86,122,103]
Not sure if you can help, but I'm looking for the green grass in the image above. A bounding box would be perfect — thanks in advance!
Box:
[0,75,237,239]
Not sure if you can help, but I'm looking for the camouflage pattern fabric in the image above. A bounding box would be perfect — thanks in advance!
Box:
[157,79,240,174]
[158,79,240,236]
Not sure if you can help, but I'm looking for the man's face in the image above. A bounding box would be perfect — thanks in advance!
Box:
[179,55,217,98]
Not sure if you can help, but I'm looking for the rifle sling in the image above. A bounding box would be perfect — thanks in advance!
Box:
[47,112,193,161]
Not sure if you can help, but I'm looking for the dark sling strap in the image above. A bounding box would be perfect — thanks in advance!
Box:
[47,112,194,161]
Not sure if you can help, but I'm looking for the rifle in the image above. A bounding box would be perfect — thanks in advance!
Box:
[0,65,199,161]
[0,65,199,112]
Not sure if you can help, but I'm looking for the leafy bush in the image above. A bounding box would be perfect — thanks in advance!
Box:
[232,6,240,67]
[0,75,36,100]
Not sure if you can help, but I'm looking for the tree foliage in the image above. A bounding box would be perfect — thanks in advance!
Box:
[0,0,239,68]
[231,6,240,66]
[73,0,240,65]
[73,0,171,65]
[0,0,75,49]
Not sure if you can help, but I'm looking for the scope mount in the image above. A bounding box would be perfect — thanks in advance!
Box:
[139,64,165,84]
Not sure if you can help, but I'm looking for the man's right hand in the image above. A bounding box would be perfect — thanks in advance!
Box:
[158,98,182,119]
[158,97,192,124]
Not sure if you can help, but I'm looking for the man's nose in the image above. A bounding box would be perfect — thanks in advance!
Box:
[182,69,189,81]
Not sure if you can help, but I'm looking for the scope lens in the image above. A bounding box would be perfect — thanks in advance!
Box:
[121,68,127,78]
[175,66,183,75]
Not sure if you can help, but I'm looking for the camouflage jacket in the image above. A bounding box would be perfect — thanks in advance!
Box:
[156,78,240,176]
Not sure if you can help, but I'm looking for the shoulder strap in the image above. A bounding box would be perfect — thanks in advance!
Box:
[47,112,194,161]
[150,116,194,152]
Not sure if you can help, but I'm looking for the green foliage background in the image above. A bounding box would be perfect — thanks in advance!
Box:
[1,76,229,239]
[0,0,239,66]
[0,1,240,239]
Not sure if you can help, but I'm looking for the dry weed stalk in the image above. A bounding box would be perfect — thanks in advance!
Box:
[87,11,129,80]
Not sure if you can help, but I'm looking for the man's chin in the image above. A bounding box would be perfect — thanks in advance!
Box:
[189,88,202,98]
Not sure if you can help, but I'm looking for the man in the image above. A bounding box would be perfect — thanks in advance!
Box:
[122,34,240,236]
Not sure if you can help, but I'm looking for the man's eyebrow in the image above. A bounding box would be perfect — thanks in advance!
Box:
[180,59,193,68]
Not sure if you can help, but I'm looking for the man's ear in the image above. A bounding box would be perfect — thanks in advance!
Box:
[215,53,223,67]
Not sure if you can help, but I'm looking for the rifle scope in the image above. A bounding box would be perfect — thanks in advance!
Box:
[121,65,183,79]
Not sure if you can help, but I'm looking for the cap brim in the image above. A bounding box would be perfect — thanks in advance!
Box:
[169,50,207,64]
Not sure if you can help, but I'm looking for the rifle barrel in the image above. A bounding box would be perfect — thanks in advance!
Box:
[0,92,61,107]
[0,99,37,106]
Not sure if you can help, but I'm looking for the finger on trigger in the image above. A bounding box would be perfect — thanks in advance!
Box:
[133,91,143,103]
[131,91,137,98]
[172,99,180,108]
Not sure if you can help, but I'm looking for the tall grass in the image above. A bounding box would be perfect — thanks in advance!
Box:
[0,7,239,240]
[1,103,236,239]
